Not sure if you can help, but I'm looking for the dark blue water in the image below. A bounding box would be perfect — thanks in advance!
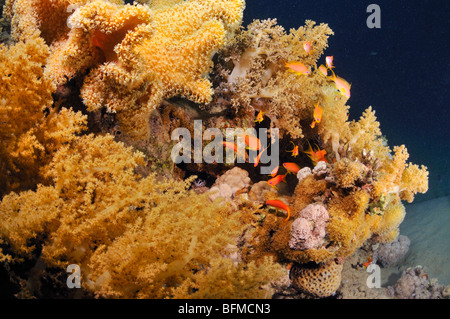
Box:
[245,1,450,286]
[243,0,450,202]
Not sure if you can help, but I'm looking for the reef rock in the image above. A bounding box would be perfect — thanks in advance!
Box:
[387,266,446,299]
[208,167,251,202]
[373,234,410,267]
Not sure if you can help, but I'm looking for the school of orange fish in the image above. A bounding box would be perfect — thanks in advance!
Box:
[223,42,351,221]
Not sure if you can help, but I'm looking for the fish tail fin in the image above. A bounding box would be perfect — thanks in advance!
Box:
[330,68,337,79]
[285,208,291,221]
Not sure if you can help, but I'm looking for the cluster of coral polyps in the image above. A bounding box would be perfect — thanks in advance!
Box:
[5,0,245,140]
[1,0,430,299]
[249,149,427,297]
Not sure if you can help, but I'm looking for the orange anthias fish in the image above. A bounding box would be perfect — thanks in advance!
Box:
[254,110,266,124]
[363,256,373,269]
[285,61,310,75]
[310,101,323,128]
[283,162,300,174]
[326,56,334,69]
[329,69,351,99]
[287,141,299,157]
[223,141,248,162]
[222,141,238,152]
[253,145,268,167]
[239,133,262,151]
[266,199,291,221]
[318,64,328,76]
[267,174,287,189]
[333,75,351,98]
[303,141,327,165]
[303,41,312,55]
[269,166,279,177]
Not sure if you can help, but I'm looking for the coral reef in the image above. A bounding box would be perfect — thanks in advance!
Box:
[0,0,431,299]
[208,166,251,203]
[373,234,410,267]
[248,180,276,203]
[387,266,447,299]
[0,31,86,196]
[289,204,329,250]
[214,19,334,139]
[290,260,343,298]
[0,134,284,298]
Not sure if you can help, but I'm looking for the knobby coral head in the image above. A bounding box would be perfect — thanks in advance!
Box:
[289,204,329,250]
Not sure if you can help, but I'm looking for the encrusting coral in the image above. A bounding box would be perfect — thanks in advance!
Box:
[289,204,329,251]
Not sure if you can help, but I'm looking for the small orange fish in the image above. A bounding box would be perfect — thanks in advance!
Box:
[238,134,262,151]
[326,56,334,69]
[363,256,373,269]
[310,101,323,128]
[267,174,287,189]
[254,110,266,123]
[285,61,310,75]
[269,166,279,177]
[283,162,300,174]
[222,141,238,152]
[223,141,248,162]
[318,64,328,76]
[266,199,291,221]
[303,141,327,165]
[303,41,311,55]
[287,141,299,157]
[329,70,351,98]
[253,145,268,167]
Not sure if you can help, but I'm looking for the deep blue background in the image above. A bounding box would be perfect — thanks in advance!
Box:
[243,0,450,201]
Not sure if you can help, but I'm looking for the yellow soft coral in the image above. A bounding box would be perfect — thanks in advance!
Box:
[46,1,155,102]
[41,0,244,140]
[0,185,62,261]
[0,32,86,195]
[221,19,334,139]
[0,134,282,298]
[332,157,365,188]
[347,106,390,161]
[317,86,350,159]
[136,0,244,106]
[373,145,429,203]
[3,0,118,43]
